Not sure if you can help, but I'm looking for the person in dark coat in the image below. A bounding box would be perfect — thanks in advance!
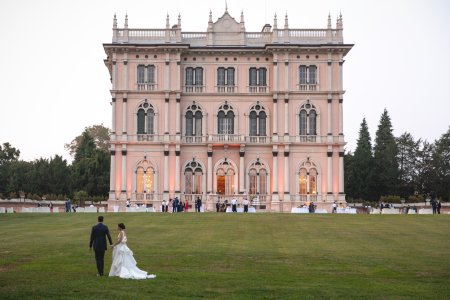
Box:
[196,197,202,212]
[89,216,113,276]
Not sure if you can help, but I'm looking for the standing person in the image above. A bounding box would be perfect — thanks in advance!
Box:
[168,199,173,213]
[216,200,220,212]
[242,198,249,213]
[196,197,202,212]
[231,197,237,213]
[161,200,166,212]
[109,223,156,279]
[431,199,437,214]
[89,216,113,276]
[184,200,189,212]
[437,200,441,214]
[332,201,337,213]
[173,197,179,213]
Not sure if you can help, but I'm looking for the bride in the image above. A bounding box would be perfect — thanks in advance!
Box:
[109,223,156,279]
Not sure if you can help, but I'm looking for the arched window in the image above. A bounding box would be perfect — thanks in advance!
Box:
[136,101,155,136]
[247,159,269,199]
[299,101,317,140]
[248,103,267,140]
[298,158,319,202]
[299,168,307,195]
[184,160,203,195]
[185,102,203,141]
[217,102,235,134]
[135,160,155,200]
[216,160,235,195]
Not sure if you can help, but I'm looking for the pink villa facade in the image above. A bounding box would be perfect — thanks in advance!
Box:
[103,9,353,212]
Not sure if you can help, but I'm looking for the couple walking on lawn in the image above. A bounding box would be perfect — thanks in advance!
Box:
[89,215,156,279]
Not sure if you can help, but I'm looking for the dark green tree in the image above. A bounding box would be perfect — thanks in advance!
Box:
[373,109,399,200]
[65,124,110,157]
[71,131,110,197]
[430,127,450,200]
[396,132,421,199]
[346,118,374,201]
[0,143,21,197]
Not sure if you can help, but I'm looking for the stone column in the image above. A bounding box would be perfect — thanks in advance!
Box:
[123,57,128,90]
[163,147,169,200]
[284,148,290,201]
[272,98,278,142]
[284,98,289,139]
[164,97,169,135]
[121,145,127,200]
[176,97,181,138]
[239,151,245,194]
[111,98,116,136]
[165,57,170,90]
[122,97,127,141]
[339,151,345,195]
[339,98,344,139]
[112,58,117,90]
[109,148,116,200]
[272,147,279,201]
[175,146,181,194]
[327,150,333,201]
[207,150,213,194]
[327,97,332,142]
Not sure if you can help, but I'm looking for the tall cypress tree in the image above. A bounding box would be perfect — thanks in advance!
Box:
[373,109,399,200]
[348,118,374,200]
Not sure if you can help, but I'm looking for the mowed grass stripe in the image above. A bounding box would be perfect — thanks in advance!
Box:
[0,213,449,299]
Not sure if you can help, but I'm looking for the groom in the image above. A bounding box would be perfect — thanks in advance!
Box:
[89,215,113,276]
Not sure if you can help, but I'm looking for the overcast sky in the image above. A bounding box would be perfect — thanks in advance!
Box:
[1,0,449,162]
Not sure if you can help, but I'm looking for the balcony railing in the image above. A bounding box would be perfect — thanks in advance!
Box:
[248,86,269,93]
[182,136,208,143]
[208,134,243,143]
[216,85,236,93]
[299,84,317,91]
[245,136,269,143]
[137,83,157,91]
[184,85,205,93]
[124,134,344,144]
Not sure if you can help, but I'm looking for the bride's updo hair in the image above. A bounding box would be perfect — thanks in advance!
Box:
[118,223,126,230]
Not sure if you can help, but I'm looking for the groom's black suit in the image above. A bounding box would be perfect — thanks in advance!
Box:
[89,222,113,276]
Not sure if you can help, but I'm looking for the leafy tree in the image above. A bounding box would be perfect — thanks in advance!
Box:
[0,142,20,164]
[373,109,399,200]
[415,140,434,196]
[396,132,421,199]
[347,118,375,201]
[65,124,110,157]
[430,127,450,200]
[71,131,110,197]
[0,143,24,197]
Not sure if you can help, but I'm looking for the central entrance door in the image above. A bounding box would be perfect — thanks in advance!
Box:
[217,175,225,195]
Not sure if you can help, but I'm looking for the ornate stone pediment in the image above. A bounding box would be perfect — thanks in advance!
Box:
[213,12,241,33]
[210,11,244,46]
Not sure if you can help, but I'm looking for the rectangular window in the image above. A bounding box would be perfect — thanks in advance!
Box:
[309,66,317,85]
[185,67,193,86]
[299,65,317,85]
[217,68,225,86]
[137,65,145,84]
[195,67,203,86]
[299,66,307,85]
[249,68,257,86]
[147,65,155,84]
[227,68,235,86]
[258,68,266,86]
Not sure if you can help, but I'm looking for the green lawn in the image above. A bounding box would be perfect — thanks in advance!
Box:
[0,213,449,299]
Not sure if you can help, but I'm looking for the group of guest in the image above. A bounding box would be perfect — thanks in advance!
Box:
[160,197,203,213]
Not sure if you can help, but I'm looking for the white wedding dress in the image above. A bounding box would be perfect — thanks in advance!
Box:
[109,231,156,279]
